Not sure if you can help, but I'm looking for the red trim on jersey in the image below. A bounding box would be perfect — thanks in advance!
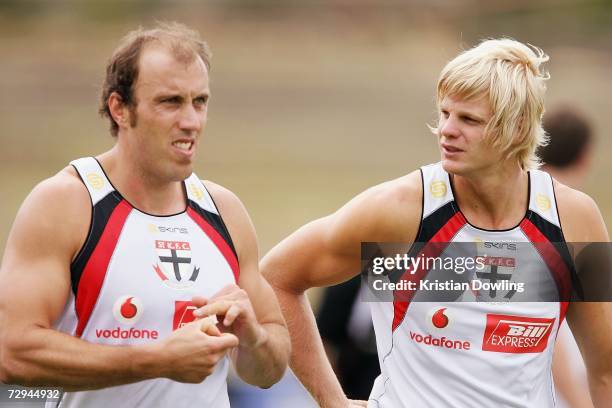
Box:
[187,207,240,283]
[75,200,131,337]
[392,212,467,331]
[559,301,569,325]
[520,218,572,316]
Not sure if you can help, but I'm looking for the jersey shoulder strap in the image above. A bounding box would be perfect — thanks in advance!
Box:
[415,162,461,243]
[527,169,561,229]
[70,157,115,206]
[420,162,455,220]
[184,173,220,215]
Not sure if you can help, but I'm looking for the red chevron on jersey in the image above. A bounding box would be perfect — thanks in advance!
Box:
[392,212,467,331]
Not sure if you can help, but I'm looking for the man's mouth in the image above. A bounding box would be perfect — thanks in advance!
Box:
[172,141,194,152]
[442,143,463,153]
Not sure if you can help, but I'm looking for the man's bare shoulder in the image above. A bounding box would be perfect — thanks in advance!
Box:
[9,166,91,260]
[26,166,90,216]
[40,166,87,194]
[372,170,422,207]
[554,180,609,242]
[346,170,421,210]
[202,180,241,209]
[201,180,250,226]
[331,170,422,243]
[202,180,256,259]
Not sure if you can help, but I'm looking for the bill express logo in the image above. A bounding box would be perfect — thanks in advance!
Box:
[95,296,159,340]
[482,314,555,353]
[174,300,197,330]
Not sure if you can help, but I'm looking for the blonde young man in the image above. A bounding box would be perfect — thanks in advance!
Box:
[262,39,612,407]
[0,23,290,407]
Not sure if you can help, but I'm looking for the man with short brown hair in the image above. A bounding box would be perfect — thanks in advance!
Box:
[0,22,290,407]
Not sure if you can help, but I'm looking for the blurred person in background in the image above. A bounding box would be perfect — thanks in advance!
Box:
[0,22,289,407]
[540,106,595,408]
[262,38,612,407]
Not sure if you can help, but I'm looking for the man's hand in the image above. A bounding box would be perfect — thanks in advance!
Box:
[156,318,239,383]
[193,284,266,349]
[349,400,368,407]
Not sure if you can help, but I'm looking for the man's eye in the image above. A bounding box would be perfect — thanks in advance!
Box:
[162,97,181,104]
[194,97,208,105]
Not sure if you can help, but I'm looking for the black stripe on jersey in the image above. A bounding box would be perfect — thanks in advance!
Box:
[527,210,583,300]
[70,192,122,296]
[416,201,458,244]
[526,210,564,243]
[188,199,238,259]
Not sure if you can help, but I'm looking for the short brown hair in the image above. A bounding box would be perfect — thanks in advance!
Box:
[99,22,212,136]
[539,106,593,168]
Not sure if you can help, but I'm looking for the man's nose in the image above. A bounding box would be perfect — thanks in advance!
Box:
[178,104,203,133]
[440,116,460,138]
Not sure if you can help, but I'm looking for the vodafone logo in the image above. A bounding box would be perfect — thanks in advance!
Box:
[95,296,157,341]
[412,307,470,351]
[427,307,452,330]
[409,332,471,350]
[432,308,449,328]
[482,314,555,353]
[95,327,158,340]
[112,296,143,325]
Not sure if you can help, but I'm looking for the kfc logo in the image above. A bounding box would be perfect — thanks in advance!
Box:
[482,314,555,353]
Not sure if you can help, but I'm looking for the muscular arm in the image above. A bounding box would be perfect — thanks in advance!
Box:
[203,181,290,388]
[0,171,160,389]
[0,170,237,390]
[557,183,612,407]
[261,172,422,407]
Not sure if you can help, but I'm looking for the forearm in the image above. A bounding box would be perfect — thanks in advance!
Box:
[232,322,290,388]
[275,287,348,408]
[0,326,163,390]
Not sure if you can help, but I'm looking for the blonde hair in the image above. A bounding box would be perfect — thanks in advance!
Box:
[433,38,550,170]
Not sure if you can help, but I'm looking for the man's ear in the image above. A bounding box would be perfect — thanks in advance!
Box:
[108,92,130,131]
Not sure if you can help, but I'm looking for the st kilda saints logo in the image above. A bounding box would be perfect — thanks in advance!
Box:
[474,256,517,300]
[153,240,200,289]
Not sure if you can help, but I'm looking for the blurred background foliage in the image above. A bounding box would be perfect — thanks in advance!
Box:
[1,0,611,253]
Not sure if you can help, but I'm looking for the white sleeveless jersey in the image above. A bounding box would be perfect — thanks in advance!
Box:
[48,157,239,408]
[369,162,574,408]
